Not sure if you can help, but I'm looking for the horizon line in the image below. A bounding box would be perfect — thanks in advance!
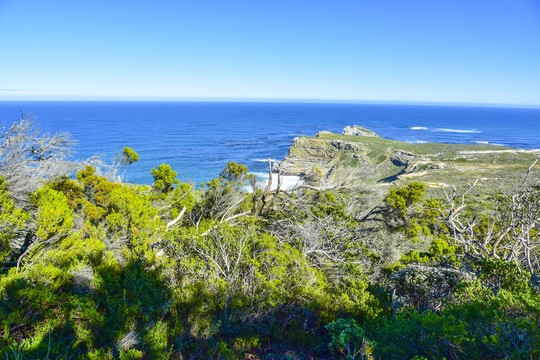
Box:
[1,97,539,109]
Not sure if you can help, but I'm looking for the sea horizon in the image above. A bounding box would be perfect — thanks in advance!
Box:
[1,98,540,109]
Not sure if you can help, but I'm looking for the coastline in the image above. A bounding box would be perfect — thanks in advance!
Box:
[2,101,539,185]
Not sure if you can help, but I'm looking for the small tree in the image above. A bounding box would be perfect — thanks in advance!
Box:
[100,147,139,182]
[191,162,255,225]
[151,163,180,193]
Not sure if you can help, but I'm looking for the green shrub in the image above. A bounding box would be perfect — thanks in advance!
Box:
[326,318,374,360]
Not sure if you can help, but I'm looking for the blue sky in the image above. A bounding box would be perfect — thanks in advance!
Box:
[1,0,539,105]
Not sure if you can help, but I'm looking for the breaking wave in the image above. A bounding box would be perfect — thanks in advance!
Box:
[436,128,481,134]
[252,172,303,191]
[250,158,280,162]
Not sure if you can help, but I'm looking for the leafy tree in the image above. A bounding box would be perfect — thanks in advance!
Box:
[192,162,255,224]
[120,147,139,166]
[220,161,245,181]
[106,147,140,182]
[151,163,180,193]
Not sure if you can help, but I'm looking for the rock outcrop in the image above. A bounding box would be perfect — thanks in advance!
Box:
[342,125,379,137]
[274,136,369,176]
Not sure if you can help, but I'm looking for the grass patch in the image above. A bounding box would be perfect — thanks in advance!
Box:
[304,134,538,165]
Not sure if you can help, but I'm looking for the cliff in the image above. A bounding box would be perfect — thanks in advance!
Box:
[275,126,539,189]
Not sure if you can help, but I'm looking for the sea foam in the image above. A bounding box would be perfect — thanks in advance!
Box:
[436,128,481,134]
[250,158,280,163]
[253,172,303,191]
[409,126,428,130]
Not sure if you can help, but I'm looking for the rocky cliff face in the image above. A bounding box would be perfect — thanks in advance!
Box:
[274,136,369,175]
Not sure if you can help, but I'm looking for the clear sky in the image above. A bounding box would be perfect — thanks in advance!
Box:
[1,0,539,105]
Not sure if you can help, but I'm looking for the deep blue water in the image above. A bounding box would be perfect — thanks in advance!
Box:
[0,101,539,185]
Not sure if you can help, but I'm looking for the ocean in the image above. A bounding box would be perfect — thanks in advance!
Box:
[1,101,539,185]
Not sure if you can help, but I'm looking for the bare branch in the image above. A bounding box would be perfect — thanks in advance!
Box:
[166,206,187,232]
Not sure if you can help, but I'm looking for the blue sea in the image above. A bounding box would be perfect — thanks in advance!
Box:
[1,101,539,185]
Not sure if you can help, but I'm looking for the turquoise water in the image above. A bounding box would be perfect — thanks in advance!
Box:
[1,101,539,185]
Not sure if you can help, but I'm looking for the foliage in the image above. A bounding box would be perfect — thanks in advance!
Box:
[1,119,538,358]
[32,187,74,240]
[151,163,180,193]
[193,162,256,223]
[385,182,426,218]
[326,318,375,360]
[121,147,139,165]
[390,264,475,312]
[0,178,29,265]
[219,161,250,183]
[367,279,539,359]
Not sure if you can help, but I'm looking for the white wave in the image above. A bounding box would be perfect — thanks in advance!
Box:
[473,141,489,144]
[249,158,280,163]
[436,128,481,134]
[407,140,428,144]
[255,173,303,190]
[409,126,428,130]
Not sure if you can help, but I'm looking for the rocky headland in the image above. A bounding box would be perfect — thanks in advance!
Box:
[274,125,539,190]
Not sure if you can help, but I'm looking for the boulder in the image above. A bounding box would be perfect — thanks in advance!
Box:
[390,151,416,167]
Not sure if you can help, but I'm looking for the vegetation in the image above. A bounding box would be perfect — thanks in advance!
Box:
[1,117,539,359]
